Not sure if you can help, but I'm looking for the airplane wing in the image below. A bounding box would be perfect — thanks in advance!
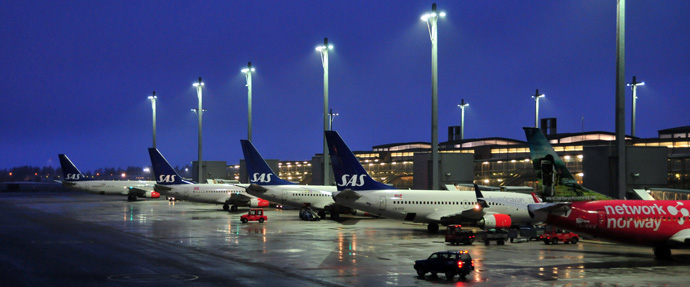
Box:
[425,208,485,223]
[128,187,151,197]
[527,202,572,215]
[227,191,254,204]
[669,229,690,245]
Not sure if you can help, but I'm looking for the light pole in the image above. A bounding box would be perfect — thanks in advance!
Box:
[148,91,157,148]
[458,99,469,140]
[421,3,445,190]
[532,89,545,128]
[193,77,205,183]
[328,108,339,130]
[615,0,626,199]
[316,37,333,185]
[627,75,644,137]
[242,62,255,142]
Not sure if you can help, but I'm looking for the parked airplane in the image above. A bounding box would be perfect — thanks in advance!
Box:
[58,154,159,201]
[522,127,690,258]
[148,148,268,211]
[240,140,351,219]
[324,131,538,232]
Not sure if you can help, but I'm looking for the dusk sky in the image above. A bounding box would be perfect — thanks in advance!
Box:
[2,1,689,172]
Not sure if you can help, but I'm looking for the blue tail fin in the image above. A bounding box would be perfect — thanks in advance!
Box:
[325,131,396,191]
[58,154,88,181]
[240,140,293,185]
[148,148,189,185]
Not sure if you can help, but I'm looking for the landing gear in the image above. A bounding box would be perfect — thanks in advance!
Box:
[427,223,439,233]
[654,246,672,260]
[331,211,340,220]
[127,195,137,201]
[230,205,238,212]
[223,204,229,211]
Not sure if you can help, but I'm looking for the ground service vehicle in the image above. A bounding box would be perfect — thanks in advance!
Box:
[241,209,267,223]
[414,251,474,280]
[445,225,475,245]
[541,228,579,244]
[299,207,321,221]
[480,229,508,245]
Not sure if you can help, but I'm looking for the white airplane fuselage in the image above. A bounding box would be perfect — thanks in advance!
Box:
[158,184,248,204]
[66,180,155,195]
[247,185,337,209]
[336,189,536,225]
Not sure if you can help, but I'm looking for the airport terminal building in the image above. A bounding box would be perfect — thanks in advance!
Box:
[237,122,690,199]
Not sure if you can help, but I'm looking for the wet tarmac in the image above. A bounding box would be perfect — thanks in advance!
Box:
[1,191,689,287]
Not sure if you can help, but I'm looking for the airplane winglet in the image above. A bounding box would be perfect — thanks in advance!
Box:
[474,184,489,208]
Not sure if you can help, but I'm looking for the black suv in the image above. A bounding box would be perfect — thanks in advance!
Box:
[414,251,474,280]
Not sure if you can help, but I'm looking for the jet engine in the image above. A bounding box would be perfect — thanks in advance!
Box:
[250,198,270,208]
[146,191,161,198]
[478,214,511,229]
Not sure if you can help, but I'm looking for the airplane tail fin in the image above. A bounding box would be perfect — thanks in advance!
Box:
[148,148,188,185]
[240,140,293,186]
[325,131,396,191]
[523,127,611,201]
[523,127,577,184]
[58,154,87,181]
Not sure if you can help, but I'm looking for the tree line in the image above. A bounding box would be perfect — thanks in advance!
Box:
[0,165,192,182]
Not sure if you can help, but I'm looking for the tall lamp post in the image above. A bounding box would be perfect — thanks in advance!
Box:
[242,62,255,142]
[615,0,626,199]
[148,91,157,148]
[421,3,445,190]
[532,89,545,128]
[627,76,644,137]
[458,99,469,140]
[316,38,333,185]
[193,77,205,183]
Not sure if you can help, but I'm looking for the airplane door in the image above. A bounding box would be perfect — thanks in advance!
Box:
[183,187,191,200]
[379,196,386,211]
[282,190,288,202]
[597,210,607,232]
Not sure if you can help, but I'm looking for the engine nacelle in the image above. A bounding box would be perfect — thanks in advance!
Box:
[146,191,161,198]
[250,198,270,208]
[478,214,511,229]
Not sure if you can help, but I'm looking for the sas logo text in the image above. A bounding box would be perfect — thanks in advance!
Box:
[252,173,273,183]
[66,173,83,180]
[159,175,177,183]
[338,174,366,187]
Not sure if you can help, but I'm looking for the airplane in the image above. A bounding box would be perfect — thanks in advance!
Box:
[58,154,159,201]
[148,148,269,211]
[522,127,690,259]
[324,130,539,233]
[240,139,351,219]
